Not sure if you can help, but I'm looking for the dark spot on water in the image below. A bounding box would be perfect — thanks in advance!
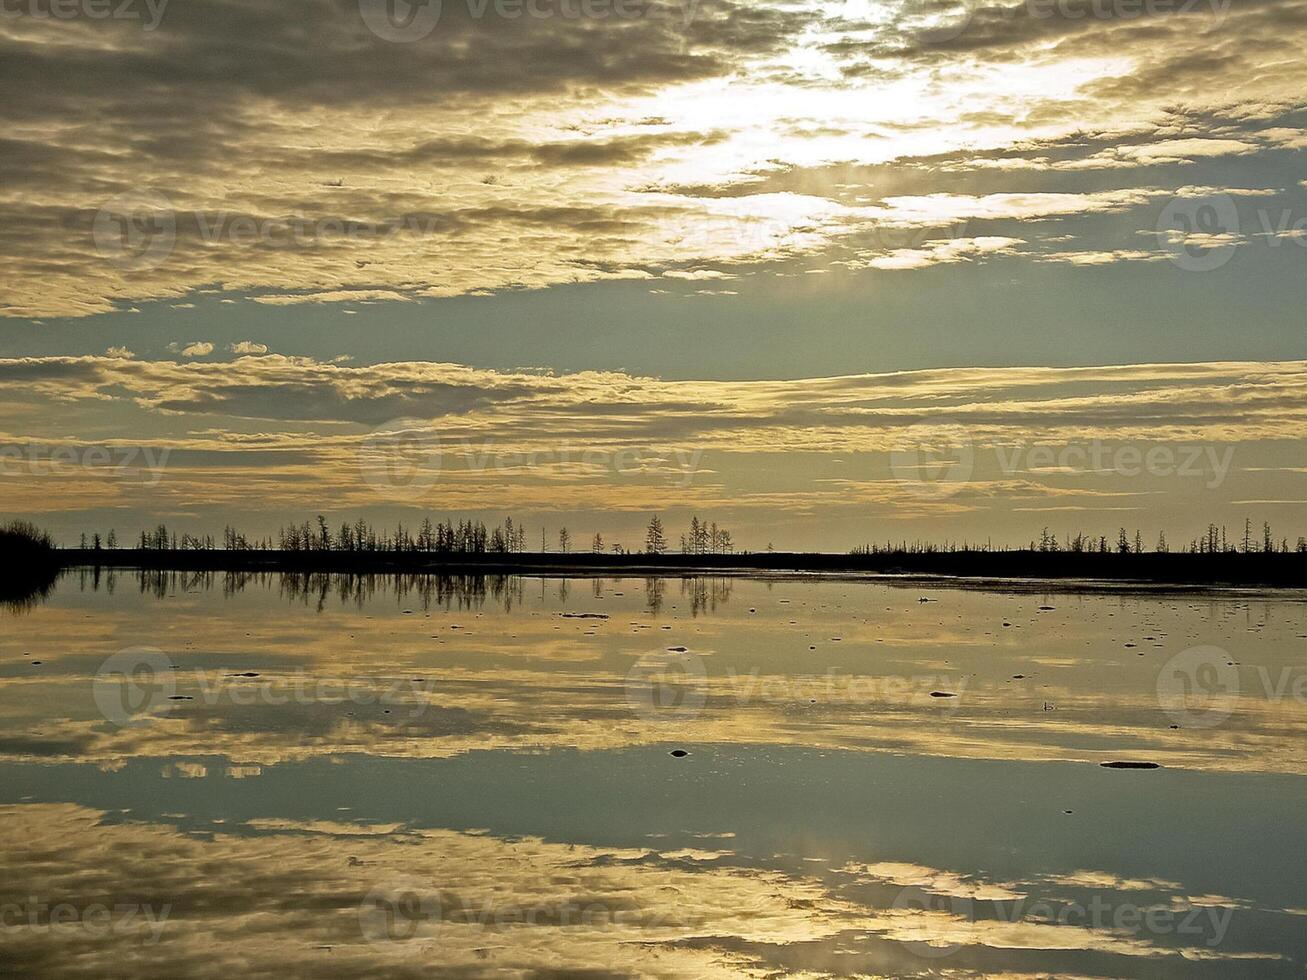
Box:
[668,646,688,653]
[229,672,260,678]
[669,749,689,758]
[1100,761,1160,769]
[168,695,193,701]
[1012,674,1025,679]
[929,691,957,698]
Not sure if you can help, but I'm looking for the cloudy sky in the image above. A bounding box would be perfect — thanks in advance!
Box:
[2,0,1306,547]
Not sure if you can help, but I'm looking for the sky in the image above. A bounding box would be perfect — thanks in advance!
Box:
[2,0,1307,549]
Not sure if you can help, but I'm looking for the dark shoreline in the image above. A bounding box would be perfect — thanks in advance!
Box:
[52,548,1307,591]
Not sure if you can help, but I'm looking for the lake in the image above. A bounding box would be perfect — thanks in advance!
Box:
[2,569,1305,977]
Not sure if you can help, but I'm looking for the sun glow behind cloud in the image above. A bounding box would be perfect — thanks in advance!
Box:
[0,0,1299,319]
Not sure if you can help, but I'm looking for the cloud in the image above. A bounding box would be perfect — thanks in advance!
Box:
[3,352,1307,446]
[169,341,215,358]
[0,801,889,978]
[249,290,415,306]
[229,341,270,355]
[854,235,1023,270]
[2,0,1306,317]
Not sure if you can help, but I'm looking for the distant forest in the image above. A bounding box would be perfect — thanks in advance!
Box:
[74,514,736,557]
[62,515,1307,557]
[852,519,1307,556]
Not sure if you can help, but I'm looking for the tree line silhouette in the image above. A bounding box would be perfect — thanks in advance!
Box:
[53,514,1307,559]
[849,518,1307,556]
[73,514,738,556]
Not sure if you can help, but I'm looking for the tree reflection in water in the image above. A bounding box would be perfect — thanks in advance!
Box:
[69,568,734,617]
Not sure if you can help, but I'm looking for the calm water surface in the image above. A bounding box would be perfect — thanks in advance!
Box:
[2,569,1306,977]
